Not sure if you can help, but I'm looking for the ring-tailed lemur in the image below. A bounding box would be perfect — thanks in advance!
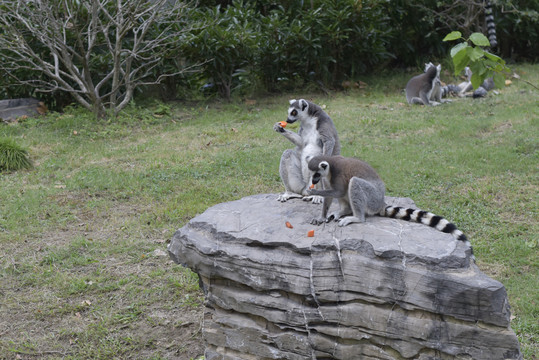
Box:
[425,62,453,104]
[445,67,473,97]
[405,64,450,106]
[445,67,496,98]
[274,99,340,203]
[306,155,473,257]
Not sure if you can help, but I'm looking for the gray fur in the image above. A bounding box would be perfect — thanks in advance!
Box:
[445,84,465,96]
[454,67,474,95]
[472,77,496,98]
[405,65,442,106]
[446,67,495,98]
[472,86,488,98]
[448,67,473,96]
[481,77,496,91]
[306,155,472,254]
[424,63,443,104]
[307,155,385,226]
[274,99,340,203]
[425,63,452,104]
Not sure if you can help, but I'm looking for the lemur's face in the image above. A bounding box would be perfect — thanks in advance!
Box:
[309,160,329,185]
[424,62,434,73]
[286,99,308,123]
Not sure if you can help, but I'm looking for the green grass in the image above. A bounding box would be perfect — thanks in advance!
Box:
[0,137,32,171]
[0,64,537,359]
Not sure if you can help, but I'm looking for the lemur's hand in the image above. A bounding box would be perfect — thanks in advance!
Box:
[273,121,286,133]
[310,217,326,225]
[306,184,319,196]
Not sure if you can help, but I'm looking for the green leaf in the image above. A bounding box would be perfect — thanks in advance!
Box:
[443,31,462,42]
[484,51,504,64]
[470,61,487,77]
[471,72,483,89]
[469,33,491,47]
[467,46,485,61]
[452,48,469,75]
[493,72,505,89]
[494,62,506,72]
[450,42,468,58]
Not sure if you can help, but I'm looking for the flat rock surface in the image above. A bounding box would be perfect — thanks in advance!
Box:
[182,194,469,269]
[169,194,522,360]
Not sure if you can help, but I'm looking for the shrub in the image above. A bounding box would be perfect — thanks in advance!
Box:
[259,0,392,88]
[494,0,539,61]
[181,1,262,100]
[385,0,539,67]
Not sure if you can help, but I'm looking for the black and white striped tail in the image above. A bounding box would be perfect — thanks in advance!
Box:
[485,0,497,48]
[381,206,474,258]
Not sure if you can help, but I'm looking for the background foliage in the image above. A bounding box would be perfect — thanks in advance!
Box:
[0,0,537,107]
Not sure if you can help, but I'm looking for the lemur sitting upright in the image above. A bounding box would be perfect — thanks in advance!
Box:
[274,99,340,204]
[405,64,450,106]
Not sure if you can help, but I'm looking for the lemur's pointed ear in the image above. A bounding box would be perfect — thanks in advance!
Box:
[289,99,296,105]
[300,99,308,111]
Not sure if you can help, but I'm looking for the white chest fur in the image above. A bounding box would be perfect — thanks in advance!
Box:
[426,78,436,99]
[300,117,321,159]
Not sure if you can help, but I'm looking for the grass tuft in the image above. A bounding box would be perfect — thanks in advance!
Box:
[0,137,32,171]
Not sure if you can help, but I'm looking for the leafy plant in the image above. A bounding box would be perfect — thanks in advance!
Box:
[494,0,539,62]
[0,137,32,172]
[182,1,262,100]
[443,31,510,89]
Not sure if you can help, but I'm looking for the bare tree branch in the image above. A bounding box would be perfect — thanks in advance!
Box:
[0,0,199,118]
[413,0,489,37]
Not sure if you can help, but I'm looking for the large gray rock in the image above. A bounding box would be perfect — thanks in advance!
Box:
[168,194,522,360]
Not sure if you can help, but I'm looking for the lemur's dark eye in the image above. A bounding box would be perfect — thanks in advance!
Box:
[291,110,297,116]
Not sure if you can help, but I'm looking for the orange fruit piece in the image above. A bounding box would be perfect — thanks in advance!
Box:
[309,184,315,189]
[285,221,293,229]
[307,230,315,237]
[279,121,287,128]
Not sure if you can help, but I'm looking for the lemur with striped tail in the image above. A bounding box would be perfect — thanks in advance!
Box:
[306,155,473,257]
[485,0,497,48]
